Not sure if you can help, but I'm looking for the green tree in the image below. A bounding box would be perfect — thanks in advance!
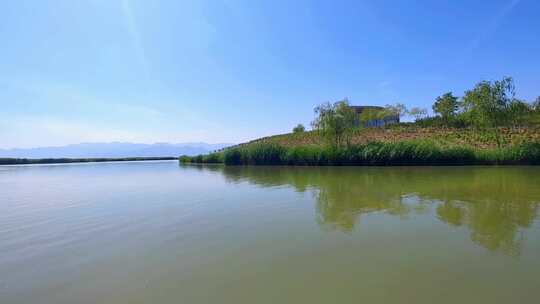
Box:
[432,92,459,122]
[533,97,540,112]
[312,99,356,148]
[409,107,428,121]
[461,77,516,129]
[461,77,520,146]
[384,103,408,118]
[292,124,306,133]
[531,97,540,125]
[508,100,532,128]
[359,108,385,125]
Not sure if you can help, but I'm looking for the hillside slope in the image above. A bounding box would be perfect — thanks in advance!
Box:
[181,125,540,166]
[235,125,540,150]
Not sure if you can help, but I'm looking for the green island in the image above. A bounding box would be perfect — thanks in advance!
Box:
[0,157,177,165]
[181,77,540,165]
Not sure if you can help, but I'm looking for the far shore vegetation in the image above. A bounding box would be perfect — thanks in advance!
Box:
[0,157,177,166]
[180,77,540,166]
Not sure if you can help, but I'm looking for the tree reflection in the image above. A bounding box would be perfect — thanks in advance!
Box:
[313,173,410,232]
[203,165,540,256]
[436,198,537,256]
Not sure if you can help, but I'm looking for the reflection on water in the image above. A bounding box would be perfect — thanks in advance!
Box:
[3,162,540,304]
[215,166,540,256]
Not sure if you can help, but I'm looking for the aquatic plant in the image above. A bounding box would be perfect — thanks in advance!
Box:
[179,141,540,166]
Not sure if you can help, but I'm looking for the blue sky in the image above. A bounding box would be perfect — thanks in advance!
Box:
[1,0,539,148]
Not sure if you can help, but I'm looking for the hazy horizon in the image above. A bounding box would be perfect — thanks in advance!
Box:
[0,141,235,151]
[2,0,539,149]
[0,141,233,158]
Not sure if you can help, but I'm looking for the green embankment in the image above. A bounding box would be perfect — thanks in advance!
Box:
[180,126,540,166]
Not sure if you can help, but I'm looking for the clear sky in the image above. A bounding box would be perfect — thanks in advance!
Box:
[1,0,539,148]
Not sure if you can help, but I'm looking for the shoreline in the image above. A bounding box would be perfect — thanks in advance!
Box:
[180,162,539,167]
[179,141,540,166]
[0,157,177,166]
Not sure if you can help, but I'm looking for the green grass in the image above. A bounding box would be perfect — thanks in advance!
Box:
[180,141,540,166]
[223,126,540,153]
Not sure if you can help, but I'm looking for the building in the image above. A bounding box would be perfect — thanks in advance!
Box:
[350,105,400,127]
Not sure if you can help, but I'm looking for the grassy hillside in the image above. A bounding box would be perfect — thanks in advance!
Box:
[235,125,540,150]
[181,77,540,166]
[181,125,540,166]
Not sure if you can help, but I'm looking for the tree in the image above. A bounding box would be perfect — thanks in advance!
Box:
[312,99,356,148]
[384,103,408,118]
[533,97,540,112]
[409,107,428,121]
[359,108,384,125]
[530,97,540,125]
[432,92,459,122]
[508,100,532,127]
[292,124,305,133]
[461,77,516,129]
[460,77,519,147]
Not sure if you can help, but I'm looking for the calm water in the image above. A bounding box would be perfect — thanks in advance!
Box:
[1,161,540,304]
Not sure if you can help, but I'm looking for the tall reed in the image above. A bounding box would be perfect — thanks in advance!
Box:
[179,141,540,166]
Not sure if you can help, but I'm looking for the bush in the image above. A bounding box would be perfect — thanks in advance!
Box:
[180,152,223,164]
[224,149,243,165]
[415,116,469,128]
[293,124,306,134]
[247,143,286,165]
[284,146,323,165]
[179,155,191,163]
[506,142,540,164]
[202,153,223,163]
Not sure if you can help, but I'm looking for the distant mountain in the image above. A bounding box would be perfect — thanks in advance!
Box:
[0,142,233,158]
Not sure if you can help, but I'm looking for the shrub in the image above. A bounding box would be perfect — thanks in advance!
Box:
[293,124,306,134]
[224,149,243,165]
[246,143,286,165]
[507,142,540,164]
[202,153,223,163]
[415,116,469,128]
[284,146,323,165]
[179,155,191,163]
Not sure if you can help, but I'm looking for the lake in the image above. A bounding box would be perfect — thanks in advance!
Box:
[1,161,540,303]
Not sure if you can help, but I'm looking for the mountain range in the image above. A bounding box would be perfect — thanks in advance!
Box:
[0,142,233,158]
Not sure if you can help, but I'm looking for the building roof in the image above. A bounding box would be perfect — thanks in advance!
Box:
[349,105,385,114]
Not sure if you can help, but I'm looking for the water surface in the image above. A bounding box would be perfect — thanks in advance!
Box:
[1,161,540,303]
